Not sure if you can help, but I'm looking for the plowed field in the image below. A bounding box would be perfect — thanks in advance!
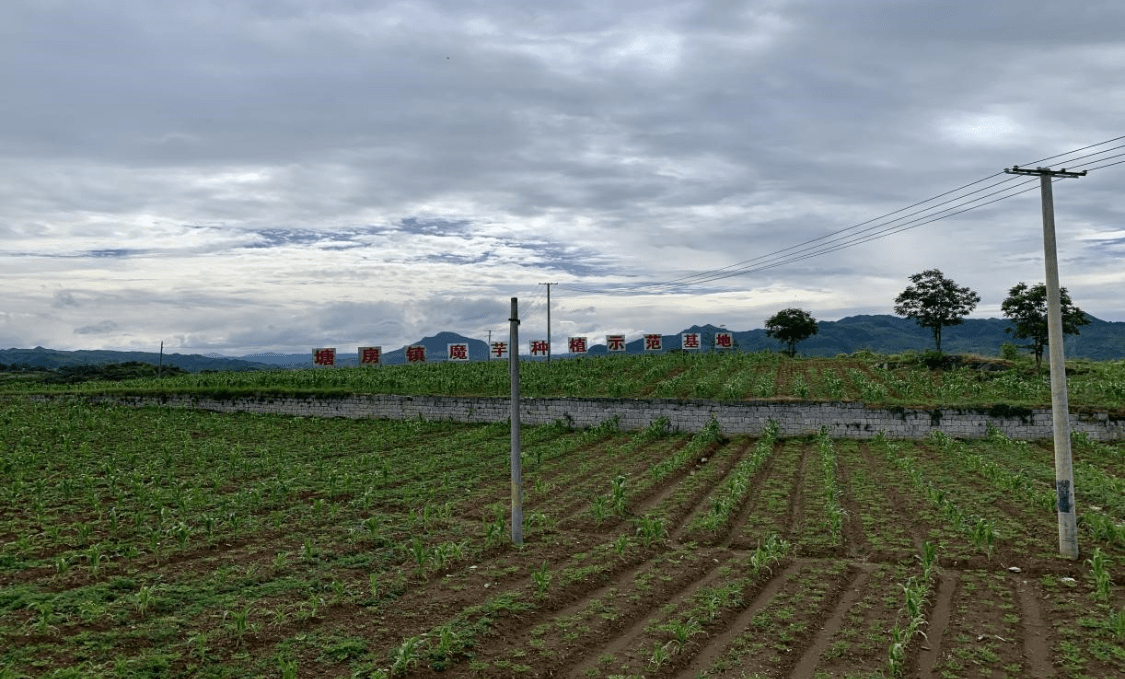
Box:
[1,398,1122,678]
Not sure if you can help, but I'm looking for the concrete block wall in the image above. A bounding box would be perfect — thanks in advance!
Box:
[88,393,1125,441]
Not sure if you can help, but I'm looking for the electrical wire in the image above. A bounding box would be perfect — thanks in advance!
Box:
[560,135,1123,296]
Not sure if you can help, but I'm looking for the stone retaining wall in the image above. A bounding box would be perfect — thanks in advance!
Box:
[85,393,1125,441]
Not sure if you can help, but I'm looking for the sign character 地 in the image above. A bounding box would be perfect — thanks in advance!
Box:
[714,332,734,349]
[359,346,382,365]
[490,341,509,359]
[530,340,550,357]
[447,343,469,362]
[313,348,336,366]
[606,335,626,352]
[406,345,427,363]
[568,337,588,354]
[644,334,663,351]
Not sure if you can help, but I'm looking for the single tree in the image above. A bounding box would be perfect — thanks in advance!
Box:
[764,308,819,357]
[893,269,980,353]
[1000,282,1090,369]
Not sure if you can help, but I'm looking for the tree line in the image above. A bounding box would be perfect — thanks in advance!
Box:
[764,269,1089,366]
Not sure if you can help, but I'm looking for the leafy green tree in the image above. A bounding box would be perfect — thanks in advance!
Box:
[893,269,980,353]
[1001,282,1090,369]
[764,308,819,357]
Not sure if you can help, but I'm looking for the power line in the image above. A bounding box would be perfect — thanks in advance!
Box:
[560,135,1123,296]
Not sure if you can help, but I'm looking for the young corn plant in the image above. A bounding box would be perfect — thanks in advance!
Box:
[390,635,426,676]
[1108,607,1125,639]
[611,475,628,516]
[410,537,431,578]
[1087,547,1112,602]
[663,616,704,653]
[648,640,673,669]
[134,585,156,618]
[634,515,667,548]
[531,561,551,597]
[818,427,845,543]
[589,496,611,525]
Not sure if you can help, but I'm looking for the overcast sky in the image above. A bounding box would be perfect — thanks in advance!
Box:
[2,1,1123,356]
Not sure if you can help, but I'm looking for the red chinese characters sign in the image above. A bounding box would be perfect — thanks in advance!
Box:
[681,333,700,350]
[359,346,382,365]
[490,341,509,359]
[714,332,734,349]
[530,340,550,357]
[644,334,663,351]
[606,335,626,352]
[406,345,427,363]
[313,347,336,366]
[568,337,588,354]
[447,343,469,362]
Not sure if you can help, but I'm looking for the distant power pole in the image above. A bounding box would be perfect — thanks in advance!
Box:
[1004,164,1086,560]
[487,330,492,362]
[539,282,557,363]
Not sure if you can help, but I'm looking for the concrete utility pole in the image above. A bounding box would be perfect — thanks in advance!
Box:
[487,330,492,362]
[539,282,557,363]
[1004,165,1086,559]
[509,297,523,545]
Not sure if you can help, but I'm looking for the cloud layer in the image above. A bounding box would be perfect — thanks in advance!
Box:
[2,1,1123,354]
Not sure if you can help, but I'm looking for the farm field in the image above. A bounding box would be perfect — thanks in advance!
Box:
[1,398,1123,678]
[6,351,1125,414]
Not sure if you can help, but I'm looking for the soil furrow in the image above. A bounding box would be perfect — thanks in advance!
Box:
[564,553,734,677]
[786,444,809,538]
[671,438,754,543]
[672,559,802,678]
[915,570,959,678]
[720,440,783,547]
[1016,576,1056,678]
[787,563,875,677]
[835,449,872,558]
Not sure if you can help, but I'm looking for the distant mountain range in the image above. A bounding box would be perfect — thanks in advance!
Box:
[4,315,1124,371]
[0,347,276,372]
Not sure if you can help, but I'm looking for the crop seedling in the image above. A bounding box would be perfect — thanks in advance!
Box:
[1109,607,1125,639]
[390,635,426,676]
[614,534,629,557]
[279,657,298,679]
[611,474,628,515]
[410,537,431,577]
[532,561,551,596]
[664,617,703,652]
[1086,547,1112,602]
[87,543,104,576]
[227,605,252,642]
[635,515,667,548]
[135,585,155,618]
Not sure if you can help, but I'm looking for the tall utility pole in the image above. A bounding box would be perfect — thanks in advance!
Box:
[487,330,492,362]
[1004,164,1086,559]
[508,298,523,545]
[539,282,557,363]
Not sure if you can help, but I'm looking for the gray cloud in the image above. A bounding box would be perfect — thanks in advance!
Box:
[74,321,119,335]
[1,1,1124,353]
